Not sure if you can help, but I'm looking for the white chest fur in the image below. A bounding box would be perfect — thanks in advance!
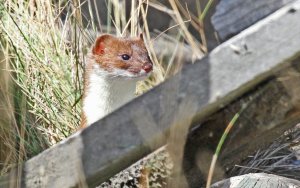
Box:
[83,71,136,126]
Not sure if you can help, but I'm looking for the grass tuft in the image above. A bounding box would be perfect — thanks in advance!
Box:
[0,0,209,181]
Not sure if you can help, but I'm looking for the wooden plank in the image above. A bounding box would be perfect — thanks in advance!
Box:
[211,173,300,188]
[211,0,295,40]
[1,1,300,187]
[183,72,300,186]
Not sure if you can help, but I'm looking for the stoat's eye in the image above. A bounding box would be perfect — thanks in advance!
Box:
[121,54,130,60]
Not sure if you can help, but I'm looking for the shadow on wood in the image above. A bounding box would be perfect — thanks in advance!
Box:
[1,1,300,188]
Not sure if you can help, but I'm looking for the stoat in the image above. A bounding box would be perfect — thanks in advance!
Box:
[81,34,153,128]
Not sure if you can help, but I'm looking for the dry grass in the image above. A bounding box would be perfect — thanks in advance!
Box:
[0,0,84,174]
[231,125,300,180]
[0,0,210,176]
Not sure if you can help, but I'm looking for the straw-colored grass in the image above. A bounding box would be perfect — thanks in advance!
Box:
[0,0,210,182]
[0,0,85,174]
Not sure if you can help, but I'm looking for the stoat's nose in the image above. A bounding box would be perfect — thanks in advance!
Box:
[142,63,153,73]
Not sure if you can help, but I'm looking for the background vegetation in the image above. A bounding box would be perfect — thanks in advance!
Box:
[0,0,210,175]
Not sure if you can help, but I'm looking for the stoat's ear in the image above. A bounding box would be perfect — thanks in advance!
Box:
[139,33,144,41]
[92,34,113,55]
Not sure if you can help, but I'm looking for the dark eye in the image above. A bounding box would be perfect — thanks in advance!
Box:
[121,54,130,60]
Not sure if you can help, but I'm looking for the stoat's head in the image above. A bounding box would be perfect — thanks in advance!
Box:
[90,33,153,79]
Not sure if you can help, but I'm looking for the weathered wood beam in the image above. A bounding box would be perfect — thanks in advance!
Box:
[183,72,300,186]
[1,1,300,187]
[211,173,300,188]
[211,0,295,40]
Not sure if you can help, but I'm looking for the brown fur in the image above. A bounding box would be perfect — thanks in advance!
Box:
[92,34,151,73]
[80,34,152,128]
